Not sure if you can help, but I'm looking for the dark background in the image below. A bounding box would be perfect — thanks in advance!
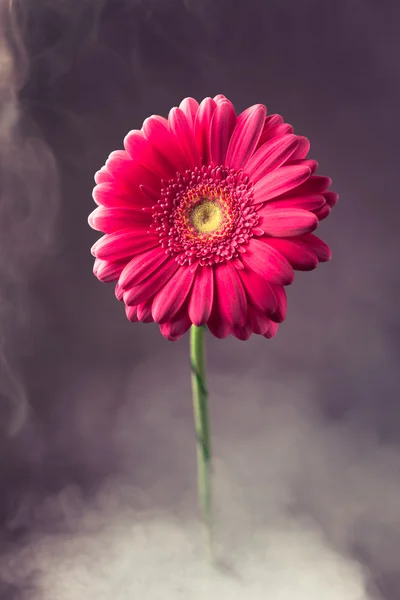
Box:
[0,0,399,598]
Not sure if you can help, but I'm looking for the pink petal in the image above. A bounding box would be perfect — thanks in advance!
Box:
[232,322,253,341]
[257,207,318,237]
[248,305,271,335]
[93,183,136,208]
[125,305,139,322]
[115,282,124,301]
[88,206,152,233]
[194,97,217,165]
[254,115,284,151]
[136,298,154,323]
[265,194,325,211]
[313,204,331,220]
[123,258,179,306]
[269,284,287,323]
[207,262,247,338]
[323,191,339,207]
[213,94,227,103]
[179,97,199,128]
[258,123,294,147]
[264,238,318,271]
[91,230,159,261]
[93,258,128,282]
[188,266,214,326]
[238,268,277,314]
[286,158,318,174]
[209,99,236,166]
[290,175,332,196]
[296,233,332,262]
[245,134,299,182]
[168,107,201,169]
[264,114,284,129]
[263,321,279,338]
[152,266,195,323]
[291,136,310,160]
[241,238,294,285]
[124,130,175,180]
[253,165,311,204]
[225,104,266,170]
[119,248,168,289]
[159,305,192,341]
[142,115,188,174]
[95,167,113,184]
[106,151,161,196]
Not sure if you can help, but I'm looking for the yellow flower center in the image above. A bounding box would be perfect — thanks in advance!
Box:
[189,200,223,234]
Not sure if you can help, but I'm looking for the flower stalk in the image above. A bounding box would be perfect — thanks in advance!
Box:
[190,325,213,555]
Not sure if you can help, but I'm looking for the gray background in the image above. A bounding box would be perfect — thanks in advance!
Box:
[0,1,399,598]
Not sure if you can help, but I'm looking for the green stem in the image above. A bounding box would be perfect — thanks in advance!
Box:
[190,325,212,548]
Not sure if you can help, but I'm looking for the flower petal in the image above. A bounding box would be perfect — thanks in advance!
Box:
[245,134,299,182]
[123,258,179,306]
[93,258,128,282]
[124,130,175,179]
[125,305,139,322]
[238,268,277,314]
[194,97,217,165]
[232,322,253,341]
[264,238,318,271]
[323,191,339,207]
[88,206,152,233]
[188,266,214,326]
[207,262,247,338]
[285,158,318,174]
[159,305,192,341]
[115,282,124,301]
[296,233,332,262]
[119,248,168,290]
[225,104,266,170]
[106,151,161,196]
[264,321,279,338]
[93,183,137,208]
[136,298,154,323]
[241,238,294,285]
[169,107,201,169]
[142,115,187,174]
[209,99,236,166]
[313,204,331,220]
[265,194,325,211]
[179,97,199,129]
[257,207,318,237]
[271,284,287,323]
[91,230,158,260]
[152,266,195,323]
[95,167,112,184]
[291,136,310,160]
[248,305,271,335]
[269,284,287,323]
[253,165,311,204]
[258,123,294,147]
[290,175,332,196]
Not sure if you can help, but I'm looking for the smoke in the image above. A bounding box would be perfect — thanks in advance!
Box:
[0,0,60,436]
[0,355,382,599]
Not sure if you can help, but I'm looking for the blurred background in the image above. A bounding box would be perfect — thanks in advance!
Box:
[0,0,399,598]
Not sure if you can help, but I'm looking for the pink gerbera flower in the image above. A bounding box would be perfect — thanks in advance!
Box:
[89,95,337,341]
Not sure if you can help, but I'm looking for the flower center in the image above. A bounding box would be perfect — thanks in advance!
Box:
[152,165,259,267]
[189,199,223,234]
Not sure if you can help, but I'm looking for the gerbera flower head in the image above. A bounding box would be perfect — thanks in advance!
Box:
[89,95,337,341]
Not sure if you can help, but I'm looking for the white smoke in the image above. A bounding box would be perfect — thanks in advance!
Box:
[0,352,385,599]
[0,0,60,435]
